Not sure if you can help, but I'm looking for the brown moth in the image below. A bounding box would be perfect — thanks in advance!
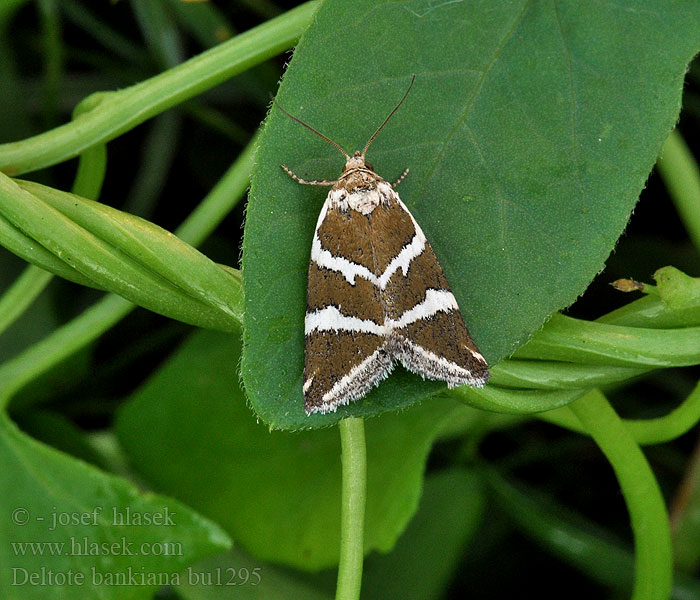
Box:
[275,76,489,415]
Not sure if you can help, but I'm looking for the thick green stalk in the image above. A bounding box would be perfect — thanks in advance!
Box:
[0,141,106,339]
[0,136,255,408]
[336,417,367,600]
[515,313,700,367]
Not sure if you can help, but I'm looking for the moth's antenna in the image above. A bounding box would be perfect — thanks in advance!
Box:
[361,75,415,158]
[271,96,349,159]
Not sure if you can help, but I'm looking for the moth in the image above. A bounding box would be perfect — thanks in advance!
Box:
[275,76,489,415]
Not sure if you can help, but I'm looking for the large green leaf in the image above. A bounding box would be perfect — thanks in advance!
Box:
[116,329,476,570]
[241,0,700,429]
[0,413,230,600]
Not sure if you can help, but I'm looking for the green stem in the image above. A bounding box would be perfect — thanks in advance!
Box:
[0,135,255,409]
[0,140,107,340]
[596,293,700,329]
[336,417,367,600]
[515,312,700,367]
[72,143,107,200]
[540,380,700,445]
[657,129,700,254]
[0,295,132,409]
[490,359,650,389]
[569,390,672,600]
[452,384,586,414]
[0,1,318,175]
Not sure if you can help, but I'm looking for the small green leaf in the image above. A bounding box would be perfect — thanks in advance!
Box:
[116,328,472,570]
[0,413,230,600]
[242,0,700,428]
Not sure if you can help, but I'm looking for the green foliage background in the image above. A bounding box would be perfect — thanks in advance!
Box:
[0,1,698,599]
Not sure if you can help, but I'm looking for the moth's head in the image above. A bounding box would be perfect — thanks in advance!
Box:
[344,151,374,172]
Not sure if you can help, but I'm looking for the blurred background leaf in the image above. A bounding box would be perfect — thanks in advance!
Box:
[0,412,231,599]
[116,329,479,570]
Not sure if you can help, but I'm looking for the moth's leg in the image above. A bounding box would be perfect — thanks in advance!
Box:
[392,168,409,188]
[281,165,337,186]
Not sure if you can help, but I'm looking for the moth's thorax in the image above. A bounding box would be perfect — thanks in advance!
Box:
[331,153,392,215]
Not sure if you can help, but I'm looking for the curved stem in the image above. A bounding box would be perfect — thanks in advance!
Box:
[0,294,132,410]
[569,390,672,600]
[336,417,367,600]
[72,143,107,200]
[539,379,700,445]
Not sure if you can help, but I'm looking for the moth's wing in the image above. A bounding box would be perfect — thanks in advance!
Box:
[303,194,394,415]
[373,188,490,388]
